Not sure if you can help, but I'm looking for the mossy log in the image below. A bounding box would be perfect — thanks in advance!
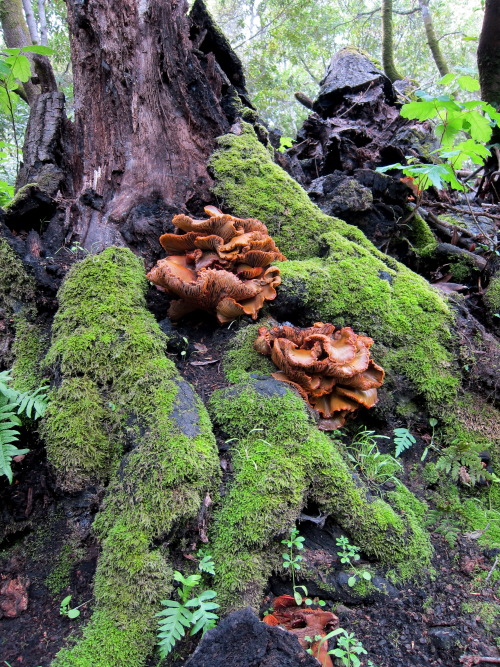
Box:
[209,326,431,611]
[40,248,220,666]
[209,123,500,427]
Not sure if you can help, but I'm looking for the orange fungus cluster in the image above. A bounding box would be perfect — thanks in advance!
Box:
[262,595,339,667]
[254,322,385,430]
[146,206,286,323]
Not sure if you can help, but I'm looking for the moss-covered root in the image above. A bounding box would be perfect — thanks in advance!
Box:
[208,382,432,612]
[210,123,460,408]
[44,248,220,666]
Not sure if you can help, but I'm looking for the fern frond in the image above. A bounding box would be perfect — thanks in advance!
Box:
[16,386,48,419]
[156,601,193,658]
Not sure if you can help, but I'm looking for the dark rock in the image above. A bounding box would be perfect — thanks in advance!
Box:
[171,379,202,438]
[185,607,319,667]
[313,48,394,115]
[427,626,461,652]
[307,172,373,216]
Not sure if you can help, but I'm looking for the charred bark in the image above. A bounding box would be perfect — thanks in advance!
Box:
[62,0,246,262]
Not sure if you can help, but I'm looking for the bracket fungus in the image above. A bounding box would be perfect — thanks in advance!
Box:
[254,323,385,429]
[146,206,286,323]
[262,595,339,667]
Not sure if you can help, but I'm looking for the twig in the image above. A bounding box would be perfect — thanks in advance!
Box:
[433,202,500,224]
[461,656,500,665]
[485,555,498,583]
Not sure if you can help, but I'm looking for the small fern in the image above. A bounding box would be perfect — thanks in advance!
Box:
[436,445,486,486]
[0,369,49,483]
[156,571,219,658]
[393,427,416,457]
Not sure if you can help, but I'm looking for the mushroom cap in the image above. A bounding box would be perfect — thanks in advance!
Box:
[148,209,285,322]
[254,323,384,429]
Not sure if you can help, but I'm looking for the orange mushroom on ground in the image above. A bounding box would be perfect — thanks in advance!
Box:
[254,323,385,430]
[262,595,339,666]
[146,207,286,323]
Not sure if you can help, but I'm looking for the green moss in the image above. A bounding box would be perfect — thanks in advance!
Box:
[210,122,373,259]
[210,124,460,407]
[2,182,38,210]
[223,321,275,384]
[279,252,459,405]
[209,383,432,611]
[485,272,500,317]
[422,462,439,486]
[11,315,46,391]
[449,256,478,283]
[45,542,84,595]
[409,212,437,255]
[350,575,378,597]
[46,248,220,666]
[439,392,500,463]
[0,238,36,368]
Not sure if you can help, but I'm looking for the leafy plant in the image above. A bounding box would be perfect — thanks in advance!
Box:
[311,628,369,667]
[282,526,307,605]
[377,74,500,193]
[335,536,372,588]
[0,369,48,483]
[426,510,461,548]
[197,550,216,576]
[393,427,416,458]
[346,428,402,487]
[59,595,88,619]
[421,417,439,461]
[156,571,219,658]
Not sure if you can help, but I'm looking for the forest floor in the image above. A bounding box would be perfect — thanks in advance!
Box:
[1,311,499,667]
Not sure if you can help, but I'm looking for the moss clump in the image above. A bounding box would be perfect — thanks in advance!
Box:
[485,271,500,317]
[223,321,275,384]
[409,212,437,255]
[209,382,432,611]
[210,124,460,408]
[11,315,46,391]
[0,238,37,369]
[210,122,373,259]
[46,248,220,666]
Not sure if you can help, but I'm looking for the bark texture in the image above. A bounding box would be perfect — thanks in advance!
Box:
[418,0,449,77]
[64,0,244,260]
[381,0,402,82]
[478,0,500,109]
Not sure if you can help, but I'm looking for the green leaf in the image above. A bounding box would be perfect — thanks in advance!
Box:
[22,45,55,55]
[463,110,493,143]
[375,163,403,174]
[156,601,193,658]
[456,75,480,92]
[347,576,357,587]
[362,571,372,581]
[5,55,31,83]
[438,73,455,86]
[400,100,438,121]
[67,608,80,619]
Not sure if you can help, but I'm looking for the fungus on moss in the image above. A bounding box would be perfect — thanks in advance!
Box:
[146,206,285,323]
[254,322,384,429]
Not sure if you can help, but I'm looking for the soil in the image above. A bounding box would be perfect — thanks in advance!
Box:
[1,304,499,667]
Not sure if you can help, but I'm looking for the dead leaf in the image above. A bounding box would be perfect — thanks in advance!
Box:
[189,359,219,366]
[193,343,208,354]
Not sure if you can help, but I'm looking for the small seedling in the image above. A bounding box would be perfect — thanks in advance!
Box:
[197,550,215,576]
[282,527,306,604]
[59,595,89,619]
[421,417,438,461]
[336,537,372,588]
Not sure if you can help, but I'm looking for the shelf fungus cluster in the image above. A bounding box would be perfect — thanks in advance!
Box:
[146,206,286,323]
[254,323,385,430]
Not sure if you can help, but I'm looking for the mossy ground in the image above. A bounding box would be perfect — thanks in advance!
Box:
[43,248,220,667]
[485,271,500,316]
[210,123,460,408]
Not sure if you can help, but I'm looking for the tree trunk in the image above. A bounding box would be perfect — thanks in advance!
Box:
[381,0,402,82]
[478,0,500,110]
[62,0,242,260]
[418,0,449,78]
